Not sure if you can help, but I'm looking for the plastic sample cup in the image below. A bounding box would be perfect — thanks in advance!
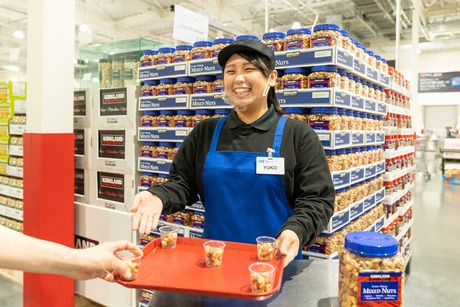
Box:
[116,249,143,278]
[159,225,179,249]
[203,240,226,267]
[249,262,275,293]
[256,236,276,261]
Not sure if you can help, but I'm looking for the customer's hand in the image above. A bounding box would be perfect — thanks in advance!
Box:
[74,241,142,281]
[131,191,164,236]
[276,229,300,268]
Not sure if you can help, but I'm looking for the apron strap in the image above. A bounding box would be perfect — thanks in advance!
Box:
[272,116,287,157]
[208,116,227,153]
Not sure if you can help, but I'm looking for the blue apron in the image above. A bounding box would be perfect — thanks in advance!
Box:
[202,116,293,244]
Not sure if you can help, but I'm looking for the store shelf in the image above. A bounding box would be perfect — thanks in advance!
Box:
[8,145,23,156]
[0,184,23,199]
[9,124,25,135]
[188,58,222,76]
[404,250,412,266]
[138,62,188,81]
[13,99,27,114]
[316,130,385,150]
[138,157,172,174]
[396,218,414,242]
[153,221,204,237]
[383,166,416,182]
[331,160,385,189]
[138,95,189,110]
[390,81,411,98]
[366,214,385,232]
[384,127,415,136]
[400,235,412,253]
[383,146,415,159]
[6,165,23,178]
[190,93,231,109]
[0,205,23,221]
[383,183,414,205]
[387,104,411,116]
[138,127,192,142]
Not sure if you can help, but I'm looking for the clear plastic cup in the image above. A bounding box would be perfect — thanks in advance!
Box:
[116,249,143,278]
[256,236,276,261]
[249,262,275,293]
[203,240,226,267]
[159,225,178,249]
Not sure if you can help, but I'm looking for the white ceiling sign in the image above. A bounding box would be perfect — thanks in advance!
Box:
[173,5,209,44]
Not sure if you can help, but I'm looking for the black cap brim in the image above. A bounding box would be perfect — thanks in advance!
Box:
[217,39,275,69]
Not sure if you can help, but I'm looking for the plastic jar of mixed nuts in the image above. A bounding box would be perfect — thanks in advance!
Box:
[158,110,176,127]
[141,80,159,97]
[325,150,339,171]
[361,80,369,98]
[311,23,341,47]
[211,38,234,58]
[124,55,139,86]
[99,59,112,89]
[140,50,158,67]
[309,65,340,88]
[262,31,286,51]
[354,42,365,62]
[361,47,370,65]
[309,107,343,130]
[339,30,352,52]
[381,58,389,74]
[157,142,175,160]
[171,142,182,159]
[140,111,159,127]
[235,34,259,41]
[375,54,383,72]
[339,232,404,307]
[140,142,156,158]
[191,41,213,60]
[212,74,224,93]
[347,73,356,93]
[157,78,176,96]
[172,45,193,63]
[111,58,124,88]
[338,69,349,91]
[367,50,376,69]
[276,70,284,90]
[281,67,309,89]
[193,75,215,94]
[192,109,213,127]
[212,109,231,118]
[140,173,153,187]
[154,47,175,65]
[354,76,363,96]
[283,108,307,122]
[173,77,195,95]
[174,110,194,127]
[283,28,311,50]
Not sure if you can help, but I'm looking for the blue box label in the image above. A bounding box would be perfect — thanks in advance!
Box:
[277,89,332,107]
[377,102,387,114]
[352,132,365,146]
[189,59,221,75]
[366,67,378,80]
[138,128,188,142]
[375,216,385,230]
[353,58,366,74]
[351,167,365,183]
[275,48,334,68]
[376,132,385,143]
[138,63,187,80]
[365,165,377,178]
[350,201,364,220]
[139,159,172,173]
[376,161,385,174]
[190,93,230,109]
[155,95,188,109]
[336,49,353,68]
[316,132,332,148]
[359,272,402,303]
[189,230,203,238]
[351,95,364,109]
[139,97,159,110]
[332,171,350,187]
[334,91,350,107]
[364,100,376,112]
[364,194,376,211]
[330,210,350,231]
[366,132,376,144]
[379,73,390,86]
[376,189,385,203]
[335,132,351,146]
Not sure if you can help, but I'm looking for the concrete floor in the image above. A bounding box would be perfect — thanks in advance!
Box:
[1,171,459,306]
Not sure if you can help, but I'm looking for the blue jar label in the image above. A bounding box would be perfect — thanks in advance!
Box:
[284,39,307,50]
[311,36,335,47]
[309,120,332,130]
[309,78,331,88]
[282,79,303,89]
[358,271,402,306]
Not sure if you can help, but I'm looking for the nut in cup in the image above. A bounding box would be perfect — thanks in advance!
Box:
[116,249,143,279]
[256,236,276,261]
[249,262,275,293]
[203,240,225,267]
[159,225,179,249]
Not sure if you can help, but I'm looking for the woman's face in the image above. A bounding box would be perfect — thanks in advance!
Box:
[223,53,276,112]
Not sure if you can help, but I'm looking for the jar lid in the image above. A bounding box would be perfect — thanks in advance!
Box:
[337,108,346,114]
[215,109,231,115]
[346,72,354,78]
[324,149,336,155]
[177,77,196,83]
[277,69,284,77]
[345,109,353,115]
[286,28,311,36]
[159,78,177,84]
[336,149,346,154]
[196,109,214,115]
[143,111,157,115]
[345,231,398,257]
[284,67,309,75]
[283,107,305,114]
[158,174,169,178]
[311,65,338,73]
[196,75,215,82]
[177,110,195,115]
[367,50,375,56]
[159,110,176,115]
[175,45,193,51]
[213,37,235,45]
[314,23,340,32]
[159,47,175,53]
[142,50,158,55]
[143,141,154,146]
[339,30,349,37]
[375,54,382,61]
[263,31,286,39]
[99,58,112,63]
[215,74,223,80]
[360,80,367,85]
[144,80,159,85]
[175,142,182,147]
[159,142,175,147]
[193,41,213,47]
[381,58,388,64]
[235,34,259,41]
[353,76,360,82]
[337,68,348,76]
[142,172,152,176]
[310,107,323,114]
[355,41,362,48]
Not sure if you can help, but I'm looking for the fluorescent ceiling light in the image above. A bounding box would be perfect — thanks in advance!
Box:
[292,22,301,29]
[13,30,24,39]
[79,24,91,32]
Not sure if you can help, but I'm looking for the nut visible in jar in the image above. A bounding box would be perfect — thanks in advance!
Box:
[191,41,213,60]
[309,65,340,88]
[262,31,286,51]
[172,45,192,63]
[311,24,341,48]
[154,47,175,65]
[282,67,309,89]
[212,74,224,93]
[203,240,225,267]
[211,38,234,58]
[193,75,215,94]
[157,78,176,96]
[283,28,311,50]
[173,77,195,95]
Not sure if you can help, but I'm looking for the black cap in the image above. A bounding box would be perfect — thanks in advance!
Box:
[217,39,275,70]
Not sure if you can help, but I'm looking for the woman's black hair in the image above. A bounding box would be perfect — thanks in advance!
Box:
[222,51,283,115]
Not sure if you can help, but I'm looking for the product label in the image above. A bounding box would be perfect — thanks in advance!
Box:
[191,51,210,60]
[155,55,169,65]
[172,55,186,63]
[74,129,85,155]
[140,59,152,67]
[98,130,125,159]
[158,119,171,127]
[311,36,334,47]
[284,39,306,50]
[265,42,283,51]
[309,119,331,130]
[74,90,86,116]
[174,119,187,127]
[74,168,85,196]
[124,68,134,81]
[193,85,211,94]
[309,78,331,88]
[100,88,127,116]
[173,86,192,95]
[98,172,125,203]
[282,79,303,89]
[157,87,171,96]
[112,69,121,81]
[358,271,402,306]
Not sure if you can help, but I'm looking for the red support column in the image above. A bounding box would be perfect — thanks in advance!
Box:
[23,133,75,306]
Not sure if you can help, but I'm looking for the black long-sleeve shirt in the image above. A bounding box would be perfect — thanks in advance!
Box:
[149,106,335,247]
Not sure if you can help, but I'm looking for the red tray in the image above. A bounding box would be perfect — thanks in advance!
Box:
[118,237,285,300]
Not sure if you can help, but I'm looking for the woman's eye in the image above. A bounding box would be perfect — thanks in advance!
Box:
[245,67,256,72]
[225,70,235,74]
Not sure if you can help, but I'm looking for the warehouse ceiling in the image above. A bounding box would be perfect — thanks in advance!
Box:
[1,0,460,74]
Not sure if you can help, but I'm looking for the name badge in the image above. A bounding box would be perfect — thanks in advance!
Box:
[256,157,285,175]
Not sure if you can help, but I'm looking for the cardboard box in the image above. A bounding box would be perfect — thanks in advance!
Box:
[93,86,137,129]
[74,128,92,169]
[74,168,91,204]
[75,202,136,307]
[74,89,93,129]
[90,170,135,212]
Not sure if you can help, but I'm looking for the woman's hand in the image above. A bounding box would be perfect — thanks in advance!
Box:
[74,241,142,282]
[131,191,164,236]
[276,229,300,268]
